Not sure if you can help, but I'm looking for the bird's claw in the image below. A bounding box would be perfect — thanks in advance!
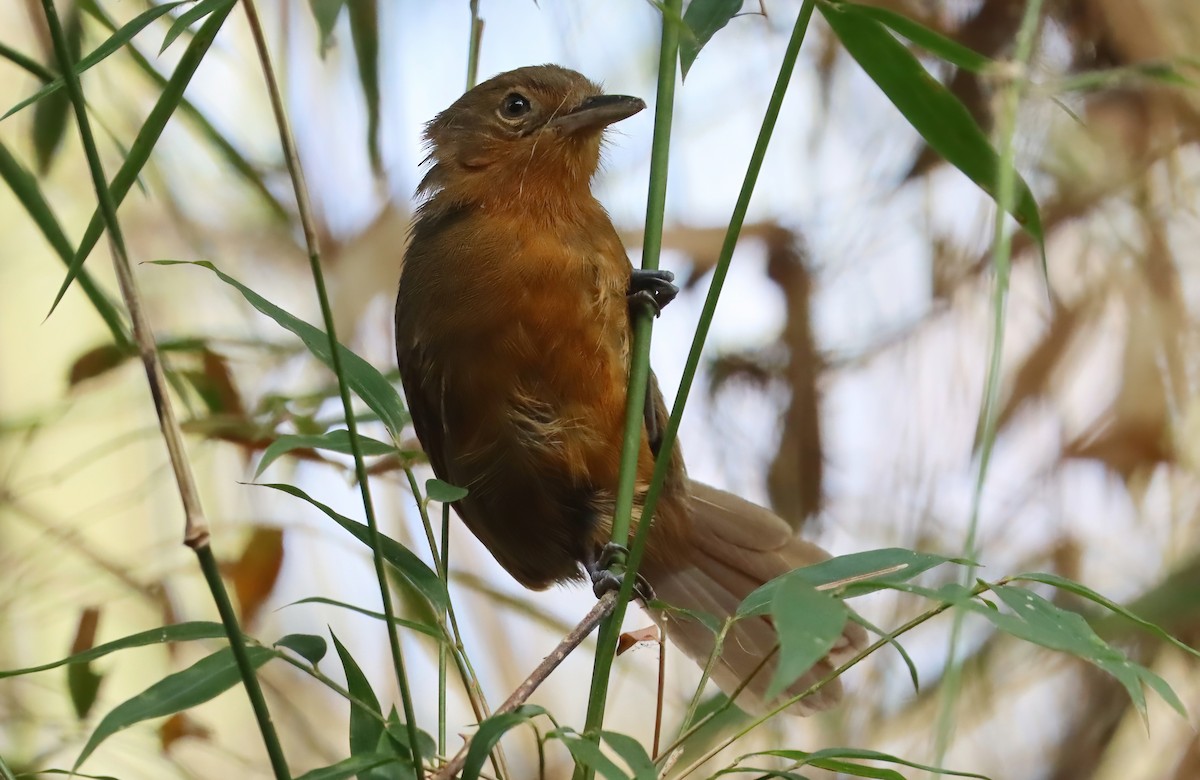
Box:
[628,269,678,318]
[587,542,655,602]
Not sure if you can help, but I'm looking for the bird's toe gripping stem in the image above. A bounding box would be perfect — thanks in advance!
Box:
[587,542,655,602]
[628,269,678,318]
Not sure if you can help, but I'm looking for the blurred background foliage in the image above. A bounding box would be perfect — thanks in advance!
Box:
[1,0,1199,778]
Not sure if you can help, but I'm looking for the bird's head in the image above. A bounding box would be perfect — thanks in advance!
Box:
[418,65,645,210]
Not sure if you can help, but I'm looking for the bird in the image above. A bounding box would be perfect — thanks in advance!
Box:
[394,64,863,715]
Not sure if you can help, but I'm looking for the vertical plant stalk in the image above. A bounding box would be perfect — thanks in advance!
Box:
[38,2,289,778]
[465,0,483,91]
[931,0,1046,769]
[438,502,449,758]
[238,1,423,776]
[577,1,682,770]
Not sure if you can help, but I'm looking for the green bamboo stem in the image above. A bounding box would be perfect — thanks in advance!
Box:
[576,3,682,773]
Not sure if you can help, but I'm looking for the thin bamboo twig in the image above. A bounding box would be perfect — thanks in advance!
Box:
[38,1,288,777]
[238,1,423,775]
[433,592,619,780]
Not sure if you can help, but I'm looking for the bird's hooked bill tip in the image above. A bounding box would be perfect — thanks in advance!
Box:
[549,94,646,135]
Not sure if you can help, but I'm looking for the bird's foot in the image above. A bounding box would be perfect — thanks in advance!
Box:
[587,542,655,602]
[628,269,678,318]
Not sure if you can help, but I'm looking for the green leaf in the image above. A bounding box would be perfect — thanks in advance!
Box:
[31,5,82,173]
[838,2,991,73]
[67,661,103,720]
[382,705,436,766]
[850,611,919,691]
[600,731,657,780]
[550,728,629,780]
[738,548,965,617]
[156,260,409,440]
[281,596,442,640]
[425,478,467,503]
[74,646,275,769]
[969,585,1188,723]
[0,138,128,346]
[274,633,328,664]
[4,2,190,120]
[261,483,447,612]
[765,577,847,699]
[1015,572,1200,660]
[749,747,991,779]
[0,622,226,678]
[47,1,235,320]
[819,0,1043,244]
[462,705,548,780]
[346,1,382,175]
[256,430,398,477]
[293,754,398,780]
[680,0,742,79]
[331,633,387,773]
[160,0,233,54]
[309,0,347,56]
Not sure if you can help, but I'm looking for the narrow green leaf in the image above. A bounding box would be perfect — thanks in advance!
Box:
[0,40,56,81]
[600,731,657,780]
[0,140,128,346]
[83,1,289,222]
[850,612,919,691]
[0,622,226,678]
[331,633,386,769]
[550,728,628,780]
[274,633,328,664]
[74,646,275,769]
[346,1,382,174]
[47,2,235,319]
[752,747,991,779]
[462,705,548,780]
[261,483,447,612]
[0,754,13,780]
[155,260,410,439]
[425,478,467,503]
[4,2,189,120]
[293,754,397,780]
[160,0,232,53]
[1015,572,1200,660]
[32,5,82,172]
[765,577,846,699]
[309,0,348,56]
[680,0,742,79]
[382,705,436,765]
[839,2,991,73]
[738,548,965,617]
[256,430,397,477]
[819,0,1043,244]
[1137,666,1189,720]
[281,596,442,640]
[67,662,103,719]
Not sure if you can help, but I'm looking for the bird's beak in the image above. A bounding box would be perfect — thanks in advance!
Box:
[549,94,646,135]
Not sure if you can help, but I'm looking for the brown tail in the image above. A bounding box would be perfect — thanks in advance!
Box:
[644,480,865,716]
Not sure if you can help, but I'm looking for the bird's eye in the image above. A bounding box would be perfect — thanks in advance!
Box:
[498,92,532,120]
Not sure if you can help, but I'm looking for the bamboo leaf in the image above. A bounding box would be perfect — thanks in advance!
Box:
[819,0,1044,246]
[680,0,742,79]
[46,1,235,319]
[160,0,231,53]
[274,633,328,665]
[4,2,190,120]
[260,483,447,612]
[0,622,227,678]
[154,260,410,440]
[256,430,398,477]
[74,646,275,769]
